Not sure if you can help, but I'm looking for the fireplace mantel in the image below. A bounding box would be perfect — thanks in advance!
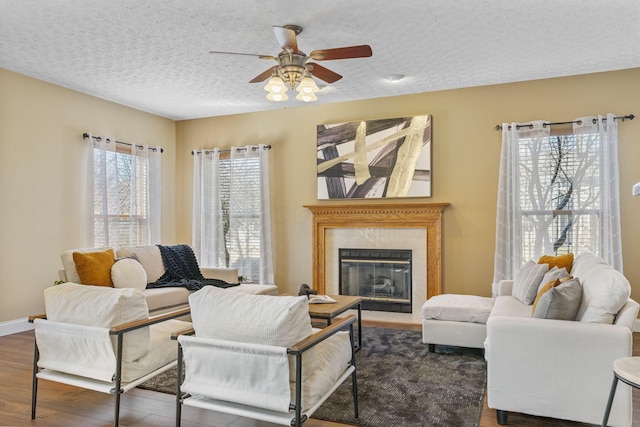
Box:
[304,202,449,299]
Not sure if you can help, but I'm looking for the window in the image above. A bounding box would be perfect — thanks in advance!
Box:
[518,130,601,260]
[192,145,274,285]
[494,115,622,282]
[87,135,161,248]
[218,156,262,275]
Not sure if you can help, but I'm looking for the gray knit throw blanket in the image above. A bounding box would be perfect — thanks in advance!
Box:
[146,244,239,291]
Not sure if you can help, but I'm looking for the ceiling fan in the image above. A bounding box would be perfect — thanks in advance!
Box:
[209,25,373,102]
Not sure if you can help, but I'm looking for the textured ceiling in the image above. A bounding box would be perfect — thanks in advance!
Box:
[1,1,639,121]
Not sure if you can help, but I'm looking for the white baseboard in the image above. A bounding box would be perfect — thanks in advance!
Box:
[0,318,34,337]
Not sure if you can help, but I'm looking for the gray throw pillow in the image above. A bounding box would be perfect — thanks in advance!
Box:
[513,261,549,305]
[537,266,570,294]
[532,277,583,320]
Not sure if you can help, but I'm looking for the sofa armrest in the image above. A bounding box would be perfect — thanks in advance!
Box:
[200,267,238,283]
[614,298,640,330]
[486,316,633,425]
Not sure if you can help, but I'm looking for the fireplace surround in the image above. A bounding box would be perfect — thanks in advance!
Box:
[304,202,449,312]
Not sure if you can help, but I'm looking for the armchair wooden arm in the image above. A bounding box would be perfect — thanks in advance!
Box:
[28,314,46,323]
[171,326,195,340]
[290,314,356,354]
[110,306,191,335]
[29,307,191,334]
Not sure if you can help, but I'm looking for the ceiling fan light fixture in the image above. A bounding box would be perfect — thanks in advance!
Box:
[264,75,288,94]
[297,76,320,95]
[295,91,318,102]
[266,91,289,102]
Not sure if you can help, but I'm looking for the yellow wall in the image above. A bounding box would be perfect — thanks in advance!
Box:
[2,66,639,325]
[176,68,640,300]
[0,68,176,322]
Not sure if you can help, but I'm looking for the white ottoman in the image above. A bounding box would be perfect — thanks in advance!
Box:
[422,294,494,352]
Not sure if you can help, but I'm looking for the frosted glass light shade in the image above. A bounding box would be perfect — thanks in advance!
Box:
[264,76,287,94]
[295,92,317,102]
[296,77,319,95]
[266,91,289,102]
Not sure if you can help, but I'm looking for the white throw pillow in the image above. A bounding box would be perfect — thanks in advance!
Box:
[111,258,147,290]
[573,253,631,324]
[512,261,549,305]
[44,282,150,361]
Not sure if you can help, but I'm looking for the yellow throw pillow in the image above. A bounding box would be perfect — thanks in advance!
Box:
[531,276,573,315]
[538,253,574,273]
[72,249,115,287]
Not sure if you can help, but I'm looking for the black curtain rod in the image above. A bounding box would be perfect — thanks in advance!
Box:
[494,114,635,131]
[82,132,164,153]
[191,145,272,155]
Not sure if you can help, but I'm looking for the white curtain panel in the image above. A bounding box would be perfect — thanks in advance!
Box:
[573,114,623,271]
[230,145,274,286]
[84,133,161,247]
[192,149,226,268]
[493,115,622,284]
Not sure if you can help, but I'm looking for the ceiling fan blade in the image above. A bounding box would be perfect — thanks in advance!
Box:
[249,66,278,83]
[273,26,298,52]
[307,63,342,83]
[309,45,372,61]
[209,50,276,60]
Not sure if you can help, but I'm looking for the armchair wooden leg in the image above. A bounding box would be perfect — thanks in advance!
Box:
[497,409,508,425]
[31,342,39,420]
[428,344,436,353]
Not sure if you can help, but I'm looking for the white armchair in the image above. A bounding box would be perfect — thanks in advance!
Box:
[175,286,358,427]
[30,282,191,427]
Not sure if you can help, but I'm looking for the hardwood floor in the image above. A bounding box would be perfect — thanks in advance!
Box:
[1,323,638,426]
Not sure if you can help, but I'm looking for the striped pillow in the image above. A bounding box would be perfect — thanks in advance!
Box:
[513,261,549,305]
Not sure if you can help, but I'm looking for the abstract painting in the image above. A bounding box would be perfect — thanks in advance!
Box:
[317,114,432,199]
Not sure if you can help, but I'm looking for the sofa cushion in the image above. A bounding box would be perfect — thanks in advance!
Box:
[572,253,631,324]
[189,286,315,376]
[421,294,494,324]
[117,246,165,284]
[143,287,191,313]
[44,282,150,362]
[512,261,549,305]
[538,253,574,272]
[532,277,582,320]
[72,249,116,287]
[112,258,147,290]
[489,295,533,319]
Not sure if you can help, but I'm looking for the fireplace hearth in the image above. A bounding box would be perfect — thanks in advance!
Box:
[339,248,412,313]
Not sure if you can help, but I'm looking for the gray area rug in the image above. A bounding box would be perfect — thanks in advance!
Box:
[139,327,487,427]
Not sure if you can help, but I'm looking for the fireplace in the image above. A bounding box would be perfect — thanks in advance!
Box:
[304,202,448,321]
[339,248,412,313]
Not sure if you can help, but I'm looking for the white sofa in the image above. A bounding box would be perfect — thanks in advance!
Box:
[485,252,639,426]
[59,245,278,316]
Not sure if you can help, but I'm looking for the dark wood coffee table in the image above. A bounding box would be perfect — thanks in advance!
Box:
[307,295,362,351]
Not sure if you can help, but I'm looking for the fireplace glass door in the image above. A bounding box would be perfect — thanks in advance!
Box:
[339,248,412,313]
